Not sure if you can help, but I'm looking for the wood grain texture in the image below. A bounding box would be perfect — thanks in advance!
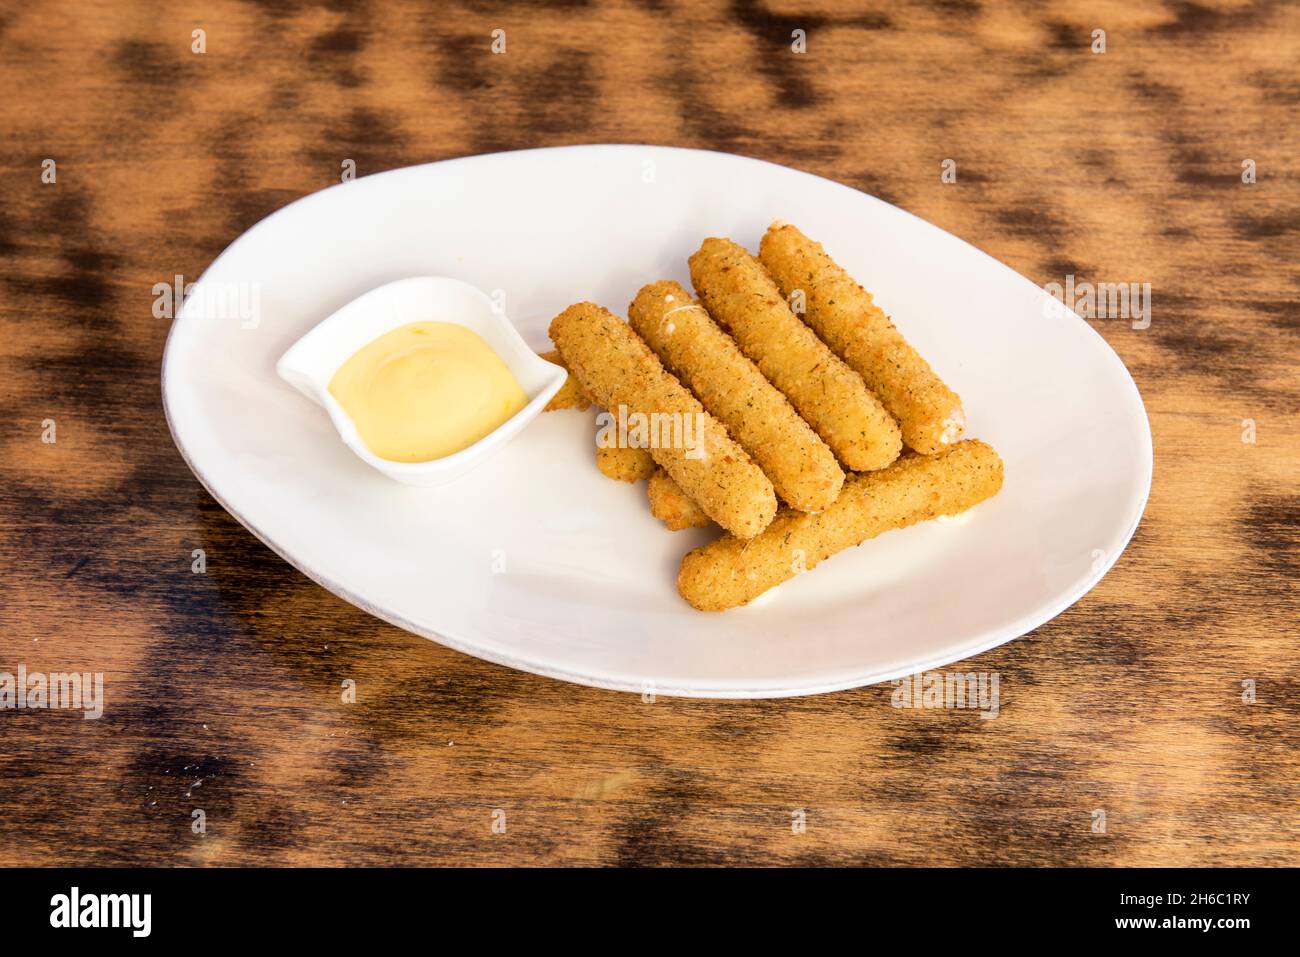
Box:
[1,0,1297,866]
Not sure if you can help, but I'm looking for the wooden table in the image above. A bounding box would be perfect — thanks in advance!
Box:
[1,0,1296,866]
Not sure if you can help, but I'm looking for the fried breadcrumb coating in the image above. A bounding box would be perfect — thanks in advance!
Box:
[678,440,1003,611]
[549,302,777,539]
[540,349,591,412]
[759,222,965,454]
[688,237,901,471]
[596,442,657,482]
[629,280,844,512]
[648,468,712,530]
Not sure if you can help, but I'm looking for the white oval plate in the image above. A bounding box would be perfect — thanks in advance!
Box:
[163,145,1152,698]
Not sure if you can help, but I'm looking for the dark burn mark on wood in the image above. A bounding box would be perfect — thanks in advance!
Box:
[233,803,307,855]
[730,0,829,109]
[668,66,753,152]
[927,0,981,15]
[1248,68,1300,105]
[996,203,1064,242]
[461,0,591,10]
[1149,0,1267,37]
[1174,168,1228,188]
[241,0,305,18]
[840,168,899,207]
[517,50,599,137]
[436,33,496,92]
[843,11,893,30]
[691,696,789,738]
[449,48,600,153]
[62,244,119,277]
[1089,630,1150,667]
[221,187,302,237]
[319,738,388,792]
[110,38,171,86]
[1232,210,1299,241]
[0,211,16,257]
[307,24,367,88]
[1243,298,1300,332]
[310,26,363,56]
[1079,148,1107,168]
[0,191,124,344]
[5,268,112,317]
[270,80,304,113]
[4,484,174,601]
[1128,72,1183,106]
[890,730,949,756]
[768,120,854,167]
[125,749,239,792]
[318,106,406,158]
[1150,325,1259,392]
[1241,494,1298,579]
[359,667,525,739]
[1044,21,1077,50]
[60,247,117,316]
[1153,1,1222,35]
[726,1,891,111]
[612,777,723,865]
[1150,127,1223,190]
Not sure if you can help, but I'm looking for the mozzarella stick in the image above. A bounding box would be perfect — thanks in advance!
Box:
[648,468,712,530]
[541,350,654,479]
[550,302,777,539]
[678,440,1003,611]
[540,349,591,412]
[629,280,845,512]
[688,238,901,471]
[596,442,657,482]
[759,222,965,454]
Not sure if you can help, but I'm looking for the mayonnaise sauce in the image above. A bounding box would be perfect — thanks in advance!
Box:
[328,322,528,463]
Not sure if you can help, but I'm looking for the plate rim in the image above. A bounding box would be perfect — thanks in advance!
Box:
[161,143,1155,699]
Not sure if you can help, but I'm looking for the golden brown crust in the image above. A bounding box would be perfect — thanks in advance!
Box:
[549,302,777,539]
[678,440,1004,611]
[688,237,902,471]
[758,222,965,454]
[647,468,712,530]
[628,280,845,512]
[595,442,657,482]
[540,349,592,412]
